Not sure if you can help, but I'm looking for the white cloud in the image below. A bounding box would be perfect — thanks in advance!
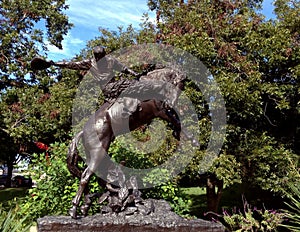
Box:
[47,32,85,60]
[66,0,151,29]
[46,0,154,60]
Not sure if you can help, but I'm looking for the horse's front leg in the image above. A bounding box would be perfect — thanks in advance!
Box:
[161,108,200,147]
[69,167,94,218]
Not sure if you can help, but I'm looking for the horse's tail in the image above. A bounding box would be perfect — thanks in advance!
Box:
[67,131,84,179]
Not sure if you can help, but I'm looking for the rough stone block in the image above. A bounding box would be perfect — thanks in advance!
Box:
[38,200,224,232]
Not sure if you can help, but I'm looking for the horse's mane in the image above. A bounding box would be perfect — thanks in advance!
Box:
[102,67,186,102]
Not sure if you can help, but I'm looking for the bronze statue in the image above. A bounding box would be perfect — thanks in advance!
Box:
[30,47,198,219]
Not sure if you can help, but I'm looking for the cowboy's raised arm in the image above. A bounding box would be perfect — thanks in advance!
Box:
[54,59,92,70]
[30,57,93,71]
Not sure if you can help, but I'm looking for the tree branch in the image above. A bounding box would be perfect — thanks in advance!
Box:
[0,127,9,134]
[11,116,27,129]
[264,103,277,127]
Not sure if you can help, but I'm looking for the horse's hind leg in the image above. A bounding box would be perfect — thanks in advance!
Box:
[69,167,94,218]
[70,110,113,218]
[70,141,112,218]
[80,184,92,216]
[80,179,105,216]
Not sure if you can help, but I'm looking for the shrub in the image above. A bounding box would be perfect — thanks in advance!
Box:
[110,135,193,217]
[18,137,192,222]
[281,183,300,231]
[19,142,81,221]
[220,197,285,231]
[142,169,192,217]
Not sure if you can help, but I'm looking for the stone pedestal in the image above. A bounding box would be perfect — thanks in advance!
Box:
[38,199,224,232]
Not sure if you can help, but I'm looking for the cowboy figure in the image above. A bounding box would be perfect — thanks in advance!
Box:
[31,46,142,119]
[51,46,139,86]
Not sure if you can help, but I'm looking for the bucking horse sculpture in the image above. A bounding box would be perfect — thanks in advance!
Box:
[31,55,199,219]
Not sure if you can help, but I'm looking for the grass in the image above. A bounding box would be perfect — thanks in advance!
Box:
[181,184,286,219]
[0,188,29,203]
[181,187,207,218]
[0,188,32,231]
[0,207,32,232]
[0,185,286,217]
[181,186,246,218]
[182,186,206,195]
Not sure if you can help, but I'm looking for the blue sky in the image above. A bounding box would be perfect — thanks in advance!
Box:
[47,0,153,60]
[47,0,275,61]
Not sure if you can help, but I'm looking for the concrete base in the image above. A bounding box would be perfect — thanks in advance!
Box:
[37,199,224,232]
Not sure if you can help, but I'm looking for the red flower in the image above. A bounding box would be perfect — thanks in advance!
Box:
[34,142,49,151]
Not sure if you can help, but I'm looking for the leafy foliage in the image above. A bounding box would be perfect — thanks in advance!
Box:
[0,0,299,225]
[0,0,73,186]
[281,167,300,231]
[221,198,285,231]
[19,142,79,221]
[0,0,72,87]
[142,169,193,217]
[110,131,192,216]
[0,206,32,232]
[143,0,300,207]
[210,154,242,188]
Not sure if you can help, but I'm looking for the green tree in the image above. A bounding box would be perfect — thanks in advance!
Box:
[0,0,72,186]
[0,0,72,88]
[143,0,300,213]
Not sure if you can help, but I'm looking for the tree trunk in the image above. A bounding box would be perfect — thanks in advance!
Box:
[5,160,13,187]
[206,175,223,217]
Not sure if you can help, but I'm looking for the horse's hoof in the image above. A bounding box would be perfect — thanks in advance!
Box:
[69,206,77,219]
[80,204,90,217]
